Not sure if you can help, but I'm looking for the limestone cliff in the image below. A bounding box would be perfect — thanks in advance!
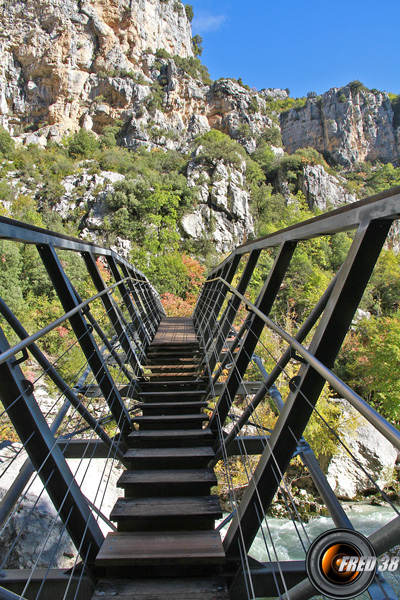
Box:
[280,85,398,168]
[0,0,193,139]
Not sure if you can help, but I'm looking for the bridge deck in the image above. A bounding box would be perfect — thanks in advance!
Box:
[92,317,229,599]
[151,317,198,346]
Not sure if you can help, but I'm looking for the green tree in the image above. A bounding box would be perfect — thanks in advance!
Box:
[364,163,400,196]
[349,80,367,95]
[192,34,203,57]
[195,129,246,168]
[337,314,400,425]
[367,249,400,314]
[0,241,24,314]
[184,3,194,21]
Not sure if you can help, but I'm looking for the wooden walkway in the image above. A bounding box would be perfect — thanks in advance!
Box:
[151,317,199,346]
[92,317,229,599]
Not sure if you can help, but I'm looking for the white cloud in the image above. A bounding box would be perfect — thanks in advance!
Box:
[192,14,227,33]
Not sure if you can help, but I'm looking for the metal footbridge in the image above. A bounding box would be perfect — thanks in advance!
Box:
[0,187,399,599]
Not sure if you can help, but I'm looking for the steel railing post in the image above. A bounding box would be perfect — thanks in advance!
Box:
[82,252,143,375]
[207,250,261,374]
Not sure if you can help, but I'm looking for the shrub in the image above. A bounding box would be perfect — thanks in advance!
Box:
[337,92,347,103]
[261,126,282,147]
[67,129,100,158]
[195,129,247,168]
[348,80,368,95]
[155,48,171,60]
[173,56,212,85]
[173,1,183,13]
[145,83,165,114]
[0,127,14,158]
[236,123,252,138]
[248,97,259,114]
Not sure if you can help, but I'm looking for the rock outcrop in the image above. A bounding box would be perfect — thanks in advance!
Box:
[59,169,125,231]
[326,400,397,500]
[300,164,356,210]
[281,86,398,168]
[184,150,254,253]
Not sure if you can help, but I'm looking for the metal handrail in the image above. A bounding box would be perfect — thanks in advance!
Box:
[0,276,150,366]
[215,277,400,451]
[207,187,400,277]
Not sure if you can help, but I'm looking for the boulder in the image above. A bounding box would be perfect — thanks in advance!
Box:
[326,400,397,500]
[0,441,123,569]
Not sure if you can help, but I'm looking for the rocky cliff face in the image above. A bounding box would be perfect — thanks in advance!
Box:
[0,0,277,149]
[0,0,193,139]
[300,164,356,210]
[326,400,397,500]
[1,2,398,169]
[281,86,399,168]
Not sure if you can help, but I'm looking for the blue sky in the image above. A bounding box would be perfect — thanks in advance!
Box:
[189,0,400,98]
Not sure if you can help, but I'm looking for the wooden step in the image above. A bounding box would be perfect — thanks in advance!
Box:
[146,350,204,362]
[145,361,203,369]
[142,373,202,381]
[117,468,217,496]
[136,401,208,415]
[143,364,202,371]
[96,530,225,573]
[139,390,207,400]
[139,380,205,390]
[123,447,215,469]
[128,428,214,448]
[146,350,202,357]
[132,414,208,430]
[110,495,222,531]
[92,577,230,600]
[149,342,200,349]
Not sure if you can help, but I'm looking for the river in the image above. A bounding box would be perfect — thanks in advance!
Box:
[219,503,400,597]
